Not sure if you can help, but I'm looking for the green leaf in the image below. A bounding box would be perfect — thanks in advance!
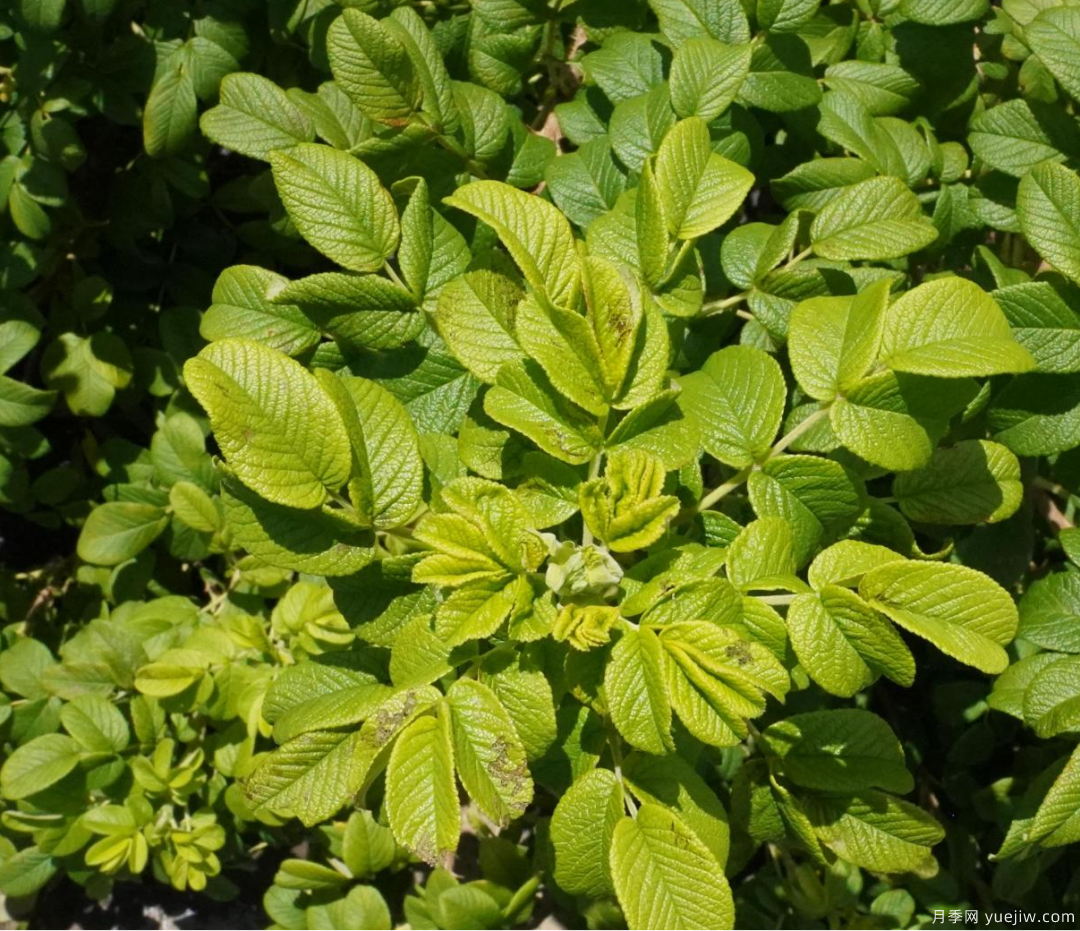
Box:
[143,48,198,157]
[342,811,397,879]
[610,86,677,174]
[134,648,210,697]
[679,345,785,468]
[893,440,1023,525]
[787,585,914,697]
[221,475,374,576]
[200,73,314,161]
[660,622,789,746]
[1026,743,1080,849]
[385,707,460,865]
[995,281,1080,374]
[810,176,938,261]
[444,181,580,307]
[9,183,50,240]
[446,678,532,826]
[880,277,1035,377]
[581,33,664,104]
[430,572,520,643]
[1017,570,1080,653]
[968,100,1080,178]
[747,455,865,567]
[1027,7,1080,102]
[202,265,320,356]
[579,449,679,552]
[988,372,1080,455]
[1023,654,1080,738]
[269,144,400,274]
[899,0,987,25]
[1017,162,1080,284]
[859,561,1018,674]
[669,38,751,123]
[327,9,423,125]
[757,0,821,32]
[514,295,608,415]
[545,136,627,229]
[1,734,82,800]
[789,280,890,402]
[605,388,700,470]
[308,886,391,931]
[808,540,909,591]
[0,847,56,899]
[184,339,352,509]
[622,752,731,867]
[738,33,821,112]
[413,477,545,587]
[605,626,673,754]
[386,7,458,134]
[0,375,55,427]
[816,91,907,179]
[77,502,168,566]
[772,157,878,212]
[263,660,394,744]
[610,803,734,931]
[276,273,420,352]
[762,709,914,794]
[830,371,978,471]
[320,373,424,529]
[41,332,132,417]
[823,61,920,116]
[484,360,603,465]
[636,159,670,289]
[726,517,800,592]
[60,695,129,754]
[804,790,944,874]
[988,653,1063,721]
[479,649,558,760]
[649,0,751,45]
[653,117,754,239]
[550,768,623,897]
[245,729,365,827]
[435,265,525,384]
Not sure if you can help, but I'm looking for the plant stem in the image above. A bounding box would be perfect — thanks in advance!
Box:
[699,247,813,317]
[581,413,607,547]
[681,406,832,523]
[694,467,752,515]
[702,290,750,315]
[607,726,637,815]
[766,406,830,459]
[664,238,694,284]
[786,245,814,270]
[1034,475,1070,499]
[381,261,407,291]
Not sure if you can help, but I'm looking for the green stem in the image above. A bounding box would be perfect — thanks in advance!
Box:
[582,412,609,546]
[766,406,830,459]
[1034,475,1070,499]
[701,290,751,315]
[433,131,490,180]
[694,467,752,515]
[785,245,814,270]
[679,406,832,523]
[607,725,637,816]
[381,260,407,291]
[664,238,695,284]
[699,248,813,318]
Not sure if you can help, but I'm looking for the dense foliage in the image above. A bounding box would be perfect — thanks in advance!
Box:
[3,0,1080,928]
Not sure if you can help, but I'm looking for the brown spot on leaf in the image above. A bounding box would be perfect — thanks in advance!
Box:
[725,642,753,666]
